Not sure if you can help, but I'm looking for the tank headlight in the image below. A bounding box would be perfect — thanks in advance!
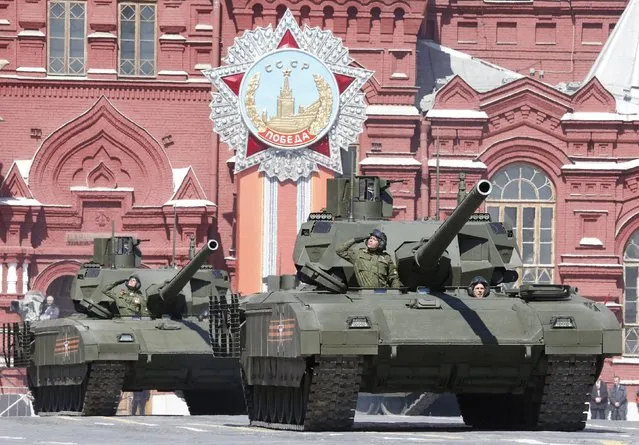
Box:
[551,317,575,329]
[118,333,135,342]
[347,316,371,329]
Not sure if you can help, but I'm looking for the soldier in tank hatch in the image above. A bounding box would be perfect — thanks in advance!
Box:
[103,274,150,318]
[468,276,490,298]
[336,229,402,288]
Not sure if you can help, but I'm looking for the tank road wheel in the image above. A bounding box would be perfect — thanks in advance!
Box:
[81,362,126,416]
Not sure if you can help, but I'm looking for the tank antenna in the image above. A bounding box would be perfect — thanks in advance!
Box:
[110,220,115,269]
[172,204,177,269]
[348,143,358,222]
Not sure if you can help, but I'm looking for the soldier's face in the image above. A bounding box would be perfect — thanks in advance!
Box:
[473,284,486,298]
[128,278,138,288]
[367,236,380,250]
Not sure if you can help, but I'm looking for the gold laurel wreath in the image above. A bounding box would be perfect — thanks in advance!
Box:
[244,71,334,137]
[309,74,333,136]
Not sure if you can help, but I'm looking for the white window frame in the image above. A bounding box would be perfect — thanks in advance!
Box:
[118,3,157,77]
[47,1,87,75]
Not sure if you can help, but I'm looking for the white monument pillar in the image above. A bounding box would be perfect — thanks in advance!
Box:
[6,262,17,294]
[22,260,29,294]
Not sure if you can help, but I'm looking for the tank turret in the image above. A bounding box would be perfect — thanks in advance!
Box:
[294,175,521,292]
[72,237,223,319]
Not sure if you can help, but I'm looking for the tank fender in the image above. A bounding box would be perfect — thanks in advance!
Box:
[30,321,97,366]
[531,301,623,355]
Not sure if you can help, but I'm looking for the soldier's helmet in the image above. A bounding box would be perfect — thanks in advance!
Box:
[369,229,388,250]
[467,275,490,297]
[126,274,142,291]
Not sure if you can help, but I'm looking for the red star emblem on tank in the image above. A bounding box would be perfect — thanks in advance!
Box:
[203,9,373,182]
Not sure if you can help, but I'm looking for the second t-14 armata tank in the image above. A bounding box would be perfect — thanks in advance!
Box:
[239,175,622,431]
[3,237,244,416]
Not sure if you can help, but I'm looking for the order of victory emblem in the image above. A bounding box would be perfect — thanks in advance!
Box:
[203,9,373,182]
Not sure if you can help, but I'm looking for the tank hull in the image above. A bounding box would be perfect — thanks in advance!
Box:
[22,317,243,416]
[240,287,622,431]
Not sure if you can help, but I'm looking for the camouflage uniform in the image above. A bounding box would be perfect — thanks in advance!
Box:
[336,238,402,288]
[104,280,150,317]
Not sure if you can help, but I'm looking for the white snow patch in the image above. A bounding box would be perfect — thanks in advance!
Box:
[427,159,487,169]
[579,237,603,246]
[0,197,41,206]
[172,167,190,192]
[360,157,422,166]
[164,199,216,207]
[366,105,420,116]
[426,109,488,119]
[15,160,32,183]
[562,111,639,121]
[562,159,639,171]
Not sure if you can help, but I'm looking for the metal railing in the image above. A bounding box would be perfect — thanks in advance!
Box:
[0,386,34,416]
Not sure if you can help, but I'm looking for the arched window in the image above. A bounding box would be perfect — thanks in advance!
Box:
[623,232,639,355]
[486,163,556,285]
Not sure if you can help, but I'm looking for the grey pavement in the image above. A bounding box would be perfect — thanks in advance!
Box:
[0,414,636,445]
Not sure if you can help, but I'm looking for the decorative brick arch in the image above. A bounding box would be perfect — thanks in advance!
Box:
[29,96,173,206]
[479,137,569,192]
[31,260,82,293]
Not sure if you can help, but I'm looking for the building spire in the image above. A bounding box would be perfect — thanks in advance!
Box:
[584,0,639,113]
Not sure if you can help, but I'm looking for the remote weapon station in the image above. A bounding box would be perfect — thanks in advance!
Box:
[3,236,243,416]
[239,175,622,431]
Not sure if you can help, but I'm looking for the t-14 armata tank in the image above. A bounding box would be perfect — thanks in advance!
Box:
[239,175,622,431]
[2,237,244,416]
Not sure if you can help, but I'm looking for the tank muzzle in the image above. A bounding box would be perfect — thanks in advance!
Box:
[206,239,219,251]
[476,179,492,196]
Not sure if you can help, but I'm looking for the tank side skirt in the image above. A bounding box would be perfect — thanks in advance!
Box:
[249,355,363,431]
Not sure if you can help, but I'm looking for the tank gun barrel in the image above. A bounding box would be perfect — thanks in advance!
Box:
[415,180,492,269]
[159,240,219,300]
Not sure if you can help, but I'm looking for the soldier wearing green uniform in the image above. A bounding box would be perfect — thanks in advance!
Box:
[336,229,402,288]
[103,274,150,318]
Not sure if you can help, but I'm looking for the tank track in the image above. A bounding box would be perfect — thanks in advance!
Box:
[81,361,126,416]
[536,355,598,431]
[457,354,598,431]
[250,356,363,431]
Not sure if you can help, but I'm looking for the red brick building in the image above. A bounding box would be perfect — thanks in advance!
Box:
[1,0,639,390]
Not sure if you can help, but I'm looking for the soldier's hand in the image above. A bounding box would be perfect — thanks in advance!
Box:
[354,236,368,243]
